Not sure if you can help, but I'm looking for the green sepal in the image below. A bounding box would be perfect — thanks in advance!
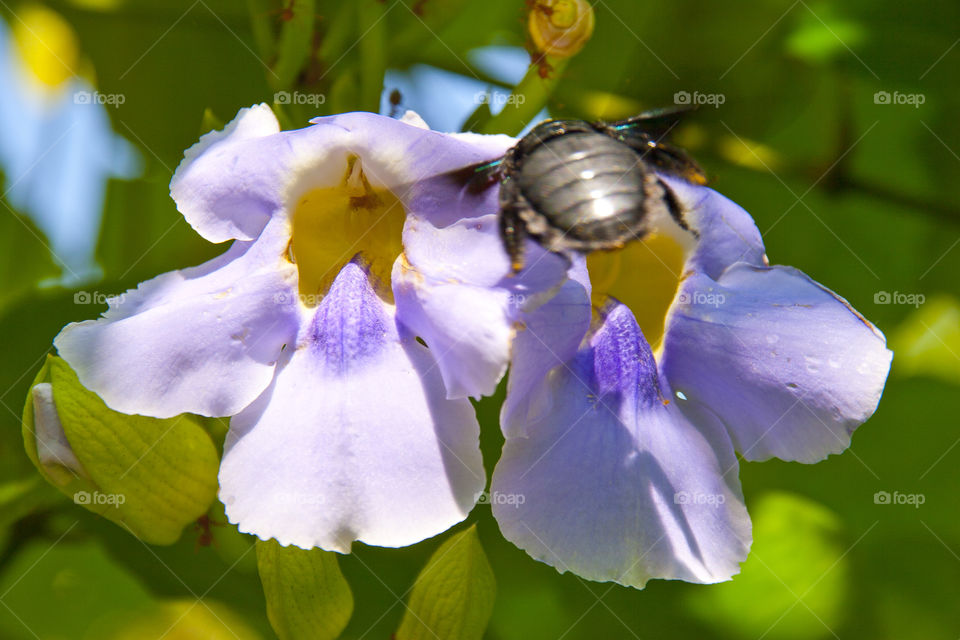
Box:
[22,355,220,545]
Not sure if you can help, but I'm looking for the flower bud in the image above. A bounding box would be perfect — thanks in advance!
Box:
[528,0,595,58]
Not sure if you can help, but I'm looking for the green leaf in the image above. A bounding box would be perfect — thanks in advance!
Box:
[21,355,219,545]
[396,525,496,640]
[256,539,353,640]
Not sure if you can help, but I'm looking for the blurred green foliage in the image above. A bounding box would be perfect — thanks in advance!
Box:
[688,492,849,639]
[0,0,958,638]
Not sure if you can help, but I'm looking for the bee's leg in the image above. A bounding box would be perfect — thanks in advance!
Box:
[644,143,708,185]
[614,136,707,186]
[500,207,527,275]
[499,179,527,275]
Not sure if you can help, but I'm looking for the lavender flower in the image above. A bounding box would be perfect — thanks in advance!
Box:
[54,106,567,551]
[491,175,892,587]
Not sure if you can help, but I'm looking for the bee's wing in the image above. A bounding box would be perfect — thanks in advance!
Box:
[598,108,707,185]
[604,106,697,138]
[379,156,505,217]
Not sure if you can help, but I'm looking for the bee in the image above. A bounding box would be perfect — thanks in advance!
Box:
[476,108,706,273]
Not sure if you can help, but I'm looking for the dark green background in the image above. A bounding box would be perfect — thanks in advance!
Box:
[1,1,957,638]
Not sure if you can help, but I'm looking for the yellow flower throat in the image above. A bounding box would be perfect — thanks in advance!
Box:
[587,232,686,349]
[290,157,406,305]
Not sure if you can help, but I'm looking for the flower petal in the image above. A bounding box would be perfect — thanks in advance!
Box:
[219,261,485,551]
[661,263,893,463]
[54,217,299,418]
[171,104,284,243]
[299,112,515,211]
[391,157,570,399]
[392,273,514,399]
[660,175,767,278]
[393,212,570,399]
[175,108,479,245]
[492,302,751,588]
[499,260,592,438]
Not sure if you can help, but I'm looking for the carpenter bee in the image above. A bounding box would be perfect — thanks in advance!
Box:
[475,108,706,273]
